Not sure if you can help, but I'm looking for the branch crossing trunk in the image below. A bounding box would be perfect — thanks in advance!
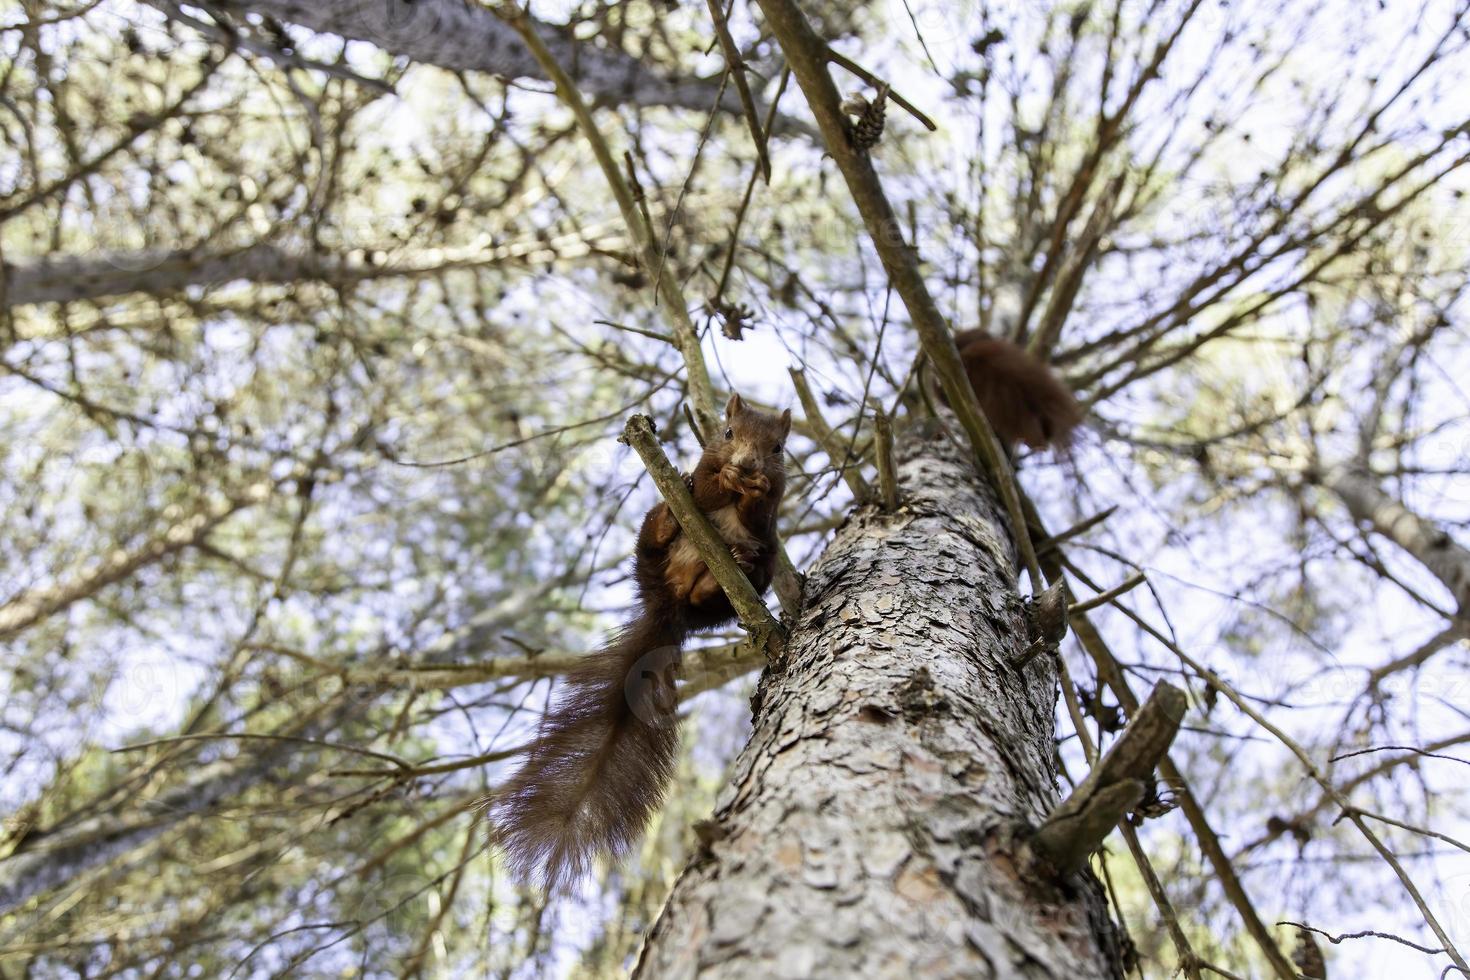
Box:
[637,423,1124,978]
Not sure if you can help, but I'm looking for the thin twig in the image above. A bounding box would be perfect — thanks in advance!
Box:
[1278,920,1450,958]
[1035,505,1119,555]
[113,732,409,770]
[1069,571,1147,616]
[823,47,937,131]
[330,744,525,779]
[872,408,898,511]
[1331,744,1470,768]
[593,318,677,345]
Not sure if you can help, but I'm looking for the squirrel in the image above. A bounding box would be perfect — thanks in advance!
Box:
[941,329,1083,451]
[492,393,790,888]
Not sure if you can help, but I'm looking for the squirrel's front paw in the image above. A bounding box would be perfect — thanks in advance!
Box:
[735,473,770,502]
[719,464,745,494]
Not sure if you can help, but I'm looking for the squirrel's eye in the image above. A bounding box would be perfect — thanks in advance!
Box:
[725,427,733,440]
[773,442,783,454]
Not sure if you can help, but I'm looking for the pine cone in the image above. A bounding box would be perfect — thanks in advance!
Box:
[710,299,756,340]
[1024,579,1069,647]
[1128,776,1179,825]
[1014,580,1069,669]
[1292,927,1327,979]
[841,83,890,150]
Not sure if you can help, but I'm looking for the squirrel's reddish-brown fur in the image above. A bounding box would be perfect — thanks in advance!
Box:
[949,329,1082,450]
[491,394,790,888]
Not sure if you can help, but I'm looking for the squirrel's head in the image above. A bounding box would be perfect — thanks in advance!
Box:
[717,393,791,478]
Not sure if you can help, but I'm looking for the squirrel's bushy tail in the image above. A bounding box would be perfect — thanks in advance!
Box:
[951,332,1083,450]
[492,611,685,888]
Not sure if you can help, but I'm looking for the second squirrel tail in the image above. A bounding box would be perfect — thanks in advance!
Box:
[492,611,686,888]
[952,332,1083,450]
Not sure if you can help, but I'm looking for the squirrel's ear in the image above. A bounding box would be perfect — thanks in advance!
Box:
[779,408,792,438]
[725,393,745,418]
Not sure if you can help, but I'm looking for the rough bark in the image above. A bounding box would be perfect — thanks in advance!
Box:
[636,423,1123,979]
[145,0,735,114]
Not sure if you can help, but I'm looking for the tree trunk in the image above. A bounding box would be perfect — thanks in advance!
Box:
[636,423,1124,979]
